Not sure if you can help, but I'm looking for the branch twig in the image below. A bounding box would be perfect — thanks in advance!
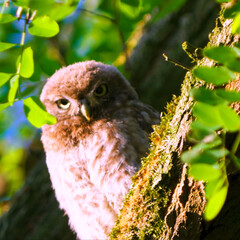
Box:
[163,53,190,71]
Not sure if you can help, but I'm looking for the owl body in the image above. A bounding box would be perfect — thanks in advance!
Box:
[41,61,159,239]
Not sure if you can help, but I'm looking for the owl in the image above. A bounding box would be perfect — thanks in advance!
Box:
[40,61,160,240]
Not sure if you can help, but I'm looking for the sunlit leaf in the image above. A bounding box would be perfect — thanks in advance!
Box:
[8,75,19,105]
[189,163,222,181]
[0,14,17,24]
[189,121,216,141]
[190,87,225,105]
[0,42,17,52]
[204,46,240,72]
[28,16,59,37]
[204,46,239,63]
[218,104,240,132]
[120,2,141,18]
[224,1,240,18]
[232,155,240,168]
[19,47,34,78]
[194,102,240,131]
[12,0,32,7]
[47,4,77,21]
[181,135,222,164]
[215,89,240,103]
[120,0,139,7]
[232,13,240,34]
[193,66,235,85]
[0,102,10,111]
[12,0,54,11]
[207,148,229,159]
[205,177,226,199]
[0,73,13,87]
[193,102,222,128]
[181,148,219,165]
[23,96,57,128]
[204,182,228,220]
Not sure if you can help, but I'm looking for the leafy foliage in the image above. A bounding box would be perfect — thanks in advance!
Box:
[181,0,240,220]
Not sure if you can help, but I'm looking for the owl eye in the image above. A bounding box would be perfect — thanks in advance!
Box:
[94,84,108,97]
[56,98,71,110]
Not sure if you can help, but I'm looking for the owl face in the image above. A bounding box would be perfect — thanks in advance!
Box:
[40,61,138,122]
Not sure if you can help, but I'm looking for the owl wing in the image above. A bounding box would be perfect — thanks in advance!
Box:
[131,100,160,134]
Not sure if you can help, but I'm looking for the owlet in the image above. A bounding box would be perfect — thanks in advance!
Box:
[40,61,160,239]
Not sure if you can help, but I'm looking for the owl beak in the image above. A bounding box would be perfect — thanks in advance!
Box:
[80,99,91,121]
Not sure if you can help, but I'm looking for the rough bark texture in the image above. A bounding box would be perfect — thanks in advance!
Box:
[2,1,239,240]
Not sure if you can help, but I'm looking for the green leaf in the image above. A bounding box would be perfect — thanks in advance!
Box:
[23,96,57,128]
[207,148,229,159]
[12,0,54,11]
[193,66,235,85]
[0,42,17,52]
[215,89,240,103]
[205,177,226,199]
[192,87,240,105]
[204,46,240,72]
[19,47,34,78]
[28,16,59,37]
[181,135,222,164]
[204,46,239,63]
[47,4,77,21]
[189,121,215,141]
[193,102,222,128]
[119,1,141,19]
[0,73,13,87]
[232,13,240,34]
[193,102,240,132]
[204,182,228,220]
[232,155,240,168]
[12,0,32,8]
[0,102,10,111]
[8,75,19,105]
[181,149,219,165]
[218,104,240,132]
[189,163,222,181]
[0,14,17,24]
[182,131,222,161]
[224,1,240,18]
[120,0,139,7]
[190,87,225,105]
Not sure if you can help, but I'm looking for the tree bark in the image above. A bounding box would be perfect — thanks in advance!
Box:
[1,1,233,240]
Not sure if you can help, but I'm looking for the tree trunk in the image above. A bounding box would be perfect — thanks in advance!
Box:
[2,1,237,240]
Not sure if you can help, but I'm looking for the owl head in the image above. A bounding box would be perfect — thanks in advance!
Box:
[40,61,138,122]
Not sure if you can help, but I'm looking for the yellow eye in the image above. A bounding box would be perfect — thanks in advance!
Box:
[56,99,71,110]
[94,84,108,97]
